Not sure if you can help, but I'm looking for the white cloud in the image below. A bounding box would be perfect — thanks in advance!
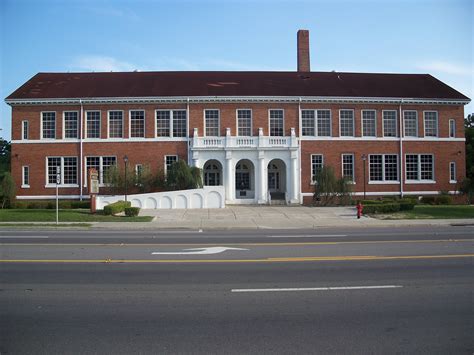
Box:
[71,55,141,72]
[417,61,473,76]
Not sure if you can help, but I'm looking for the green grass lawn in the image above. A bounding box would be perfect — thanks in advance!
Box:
[379,205,474,219]
[0,209,153,222]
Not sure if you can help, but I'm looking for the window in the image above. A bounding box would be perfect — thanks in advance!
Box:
[108,111,123,138]
[22,166,30,187]
[130,110,145,138]
[165,155,178,175]
[449,119,456,138]
[317,110,331,136]
[362,110,376,137]
[237,109,252,136]
[21,120,29,140]
[383,111,397,137]
[64,111,79,139]
[311,154,323,183]
[85,156,117,185]
[269,109,284,136]
[86,111,101,138]
[405,154,434,181]
[205,110,220,136]
[42,112,56,139]
[424,111,438,137]
[135,164,143,178]
[301,110,315,136]
[339,110,354,137]
[235,162,250,190]
[369,154,398,182]
[156,110,187,137]
[450,162,456,182]
[342,154,354,182]
[204,161,221,186]
[47,157,78,185]
[403,111,418,137]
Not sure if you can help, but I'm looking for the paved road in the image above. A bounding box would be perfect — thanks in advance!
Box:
[1,227,473,354]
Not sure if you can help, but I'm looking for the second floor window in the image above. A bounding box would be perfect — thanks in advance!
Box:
[339,110,354,137]
[301,110,331,137]
[362,110,376,137]
[156,110,187,137]
[269,109,284,136]
[130,110,145,138]
[42,112,56,139]
[449,119,456,138]
[205,110,220,136]
[86,111,101,138]
[403,111,418,137]
[424,111,438,137]
[383,111,397,137]
[302,110,315,136]
[237,109,252,136]
[22,120,29,140]
[108,111,123,138]
[64,112,79,139]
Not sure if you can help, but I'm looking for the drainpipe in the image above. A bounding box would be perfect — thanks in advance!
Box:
[79,99,84,201]
[186,97,190,165]
[298,97,302,204]
[399,99,404,198]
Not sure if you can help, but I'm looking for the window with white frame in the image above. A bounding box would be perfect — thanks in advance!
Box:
[165,155,178,175]
[130,110,145,138]
[449,119,456,138]
[405,154,434,181]
[205,109,220,136]
[369,154,398,182]
[317,110,331,136]
[85,156,117,185]
[47,157,78,185]
[22,120,29,140]
[362,110,376,137]
[269,109,284,136]
[237,109,252,136]
[301,110,315,136]
[339,110,354,137]
[342,154,354,182]
[64,111,79,139]
[449,162,456,182]
[383,111,397,137]
[311,154,323,183]
[42,112,56,139]
[135,164,143,178]
[403,111,418,137]
[424,111,438,137]
[108,111,123,138]
[22,166,30,187]
[86,111,101,138]
[156,110,187,137]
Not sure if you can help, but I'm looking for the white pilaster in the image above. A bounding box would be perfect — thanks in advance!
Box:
[290,150,298,203]
[257,150,266,204]
[225,151,234,202]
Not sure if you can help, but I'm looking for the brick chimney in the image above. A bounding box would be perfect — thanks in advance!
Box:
[297,29,310,72]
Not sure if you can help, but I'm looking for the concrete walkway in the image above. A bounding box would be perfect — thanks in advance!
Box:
[92,205,473,230]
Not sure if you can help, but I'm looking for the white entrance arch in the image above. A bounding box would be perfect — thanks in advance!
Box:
[235,159,255,200]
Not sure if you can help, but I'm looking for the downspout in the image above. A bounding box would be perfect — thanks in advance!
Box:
[399,99,404,198]
[79,99,84,201]
[298,97,302,204]
[186,97,190,165]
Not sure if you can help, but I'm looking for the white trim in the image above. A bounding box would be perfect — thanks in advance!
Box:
[129,109,146,139]
[405,180,436,184]
[361,109,377,137]
[6,96,471,106]
[268,108,285,137]
[21,165,30,188]
[204,108,221,137]
[382,110,398,137]
[45,184,79,188]
[368,181,400,185]
[12,137,190,144]
[339,109,355,137]
[302,190,456,197]
[298,137,465,142]
[236,108,253,136]
[85,110,101,139]
[62,111,80,140]
[16,195,88,200]
[423,110,438,138]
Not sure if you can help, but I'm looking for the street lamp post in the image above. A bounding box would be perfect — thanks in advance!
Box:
[123,155,129,202]
[361,154,367,200]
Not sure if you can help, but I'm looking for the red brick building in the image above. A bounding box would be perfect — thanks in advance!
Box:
[5,30,470,205]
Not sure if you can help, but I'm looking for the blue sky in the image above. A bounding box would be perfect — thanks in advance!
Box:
[1,0,472,140]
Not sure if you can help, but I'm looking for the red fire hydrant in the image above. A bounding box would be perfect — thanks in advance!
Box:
[356,202,363,219]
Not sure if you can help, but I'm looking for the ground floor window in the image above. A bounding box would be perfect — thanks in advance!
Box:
[449,162,456,183]
[342,154,354,182]
[85,156,117,185]
[165,155,178,175]
[369,154,398,182]
[204,161,221,186]
[47,157,78,185]
[22,166,30,187]
[236,162,250,190]
[311,154,323,183]
[405,154,434,181]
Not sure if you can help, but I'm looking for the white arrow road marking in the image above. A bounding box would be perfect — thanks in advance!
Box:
[151,246,248,255]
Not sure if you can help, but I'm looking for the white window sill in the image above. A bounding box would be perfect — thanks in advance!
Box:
[405,180,436,184]
[368,181,400,185]
[449,180,457,184]
[21,185,30,188]
[45,184,80,188]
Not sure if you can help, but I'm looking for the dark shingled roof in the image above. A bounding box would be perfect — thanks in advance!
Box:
[6,71,470,101]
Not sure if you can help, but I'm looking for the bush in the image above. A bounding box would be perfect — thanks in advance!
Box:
[361,200,384,205]
[399,202,416,211]
[103,200,131,215]
[363,203,401,214]
[313,166,352,206]
[124,207,140,217]
[420,196,436,205]
[12,199,90,209]
[0,172,16,208]
[71,201,90,209]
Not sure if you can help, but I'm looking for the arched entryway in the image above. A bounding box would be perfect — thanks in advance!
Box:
[268,159,286,200]
[203,160,223,186]
[235,159,255,199]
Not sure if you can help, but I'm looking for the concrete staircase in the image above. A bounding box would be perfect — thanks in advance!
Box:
[269,192,286,205]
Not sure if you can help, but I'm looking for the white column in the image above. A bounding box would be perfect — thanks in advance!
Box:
[258,151,266,204]
[290,150,298,203]
[225,151,234,202]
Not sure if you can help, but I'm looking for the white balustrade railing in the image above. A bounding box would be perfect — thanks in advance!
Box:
[193,135,295,149]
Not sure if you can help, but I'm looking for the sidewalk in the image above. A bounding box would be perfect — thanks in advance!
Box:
[91,206,474,230]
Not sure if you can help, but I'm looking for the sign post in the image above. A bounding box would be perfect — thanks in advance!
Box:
[89,168,99,213]
[56,167,61,225]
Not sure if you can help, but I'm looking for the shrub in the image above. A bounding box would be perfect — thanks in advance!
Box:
[435,194,452,205]
[167,160,203,190]
[361,200,383,205]
[363,203,401,214]
[420,196,436,205]
[103,200,131,215]
[399,202,415,211]
[313,166,352,206]
[0,172,16,208]
[124,207,140,217]
[71,201,90,209]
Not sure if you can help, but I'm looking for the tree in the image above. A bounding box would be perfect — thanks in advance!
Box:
[464,113,474,179]
[313,165,352,206]
[0,138,11,179]
[166,160,202,190]
[0,172,16,208]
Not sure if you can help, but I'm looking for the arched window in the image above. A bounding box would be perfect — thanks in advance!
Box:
[236,163,250,190]
[204,161,221,186]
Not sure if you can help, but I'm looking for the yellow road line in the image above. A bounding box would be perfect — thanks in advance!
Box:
[0,254,473,264]
[1,239,472,247]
